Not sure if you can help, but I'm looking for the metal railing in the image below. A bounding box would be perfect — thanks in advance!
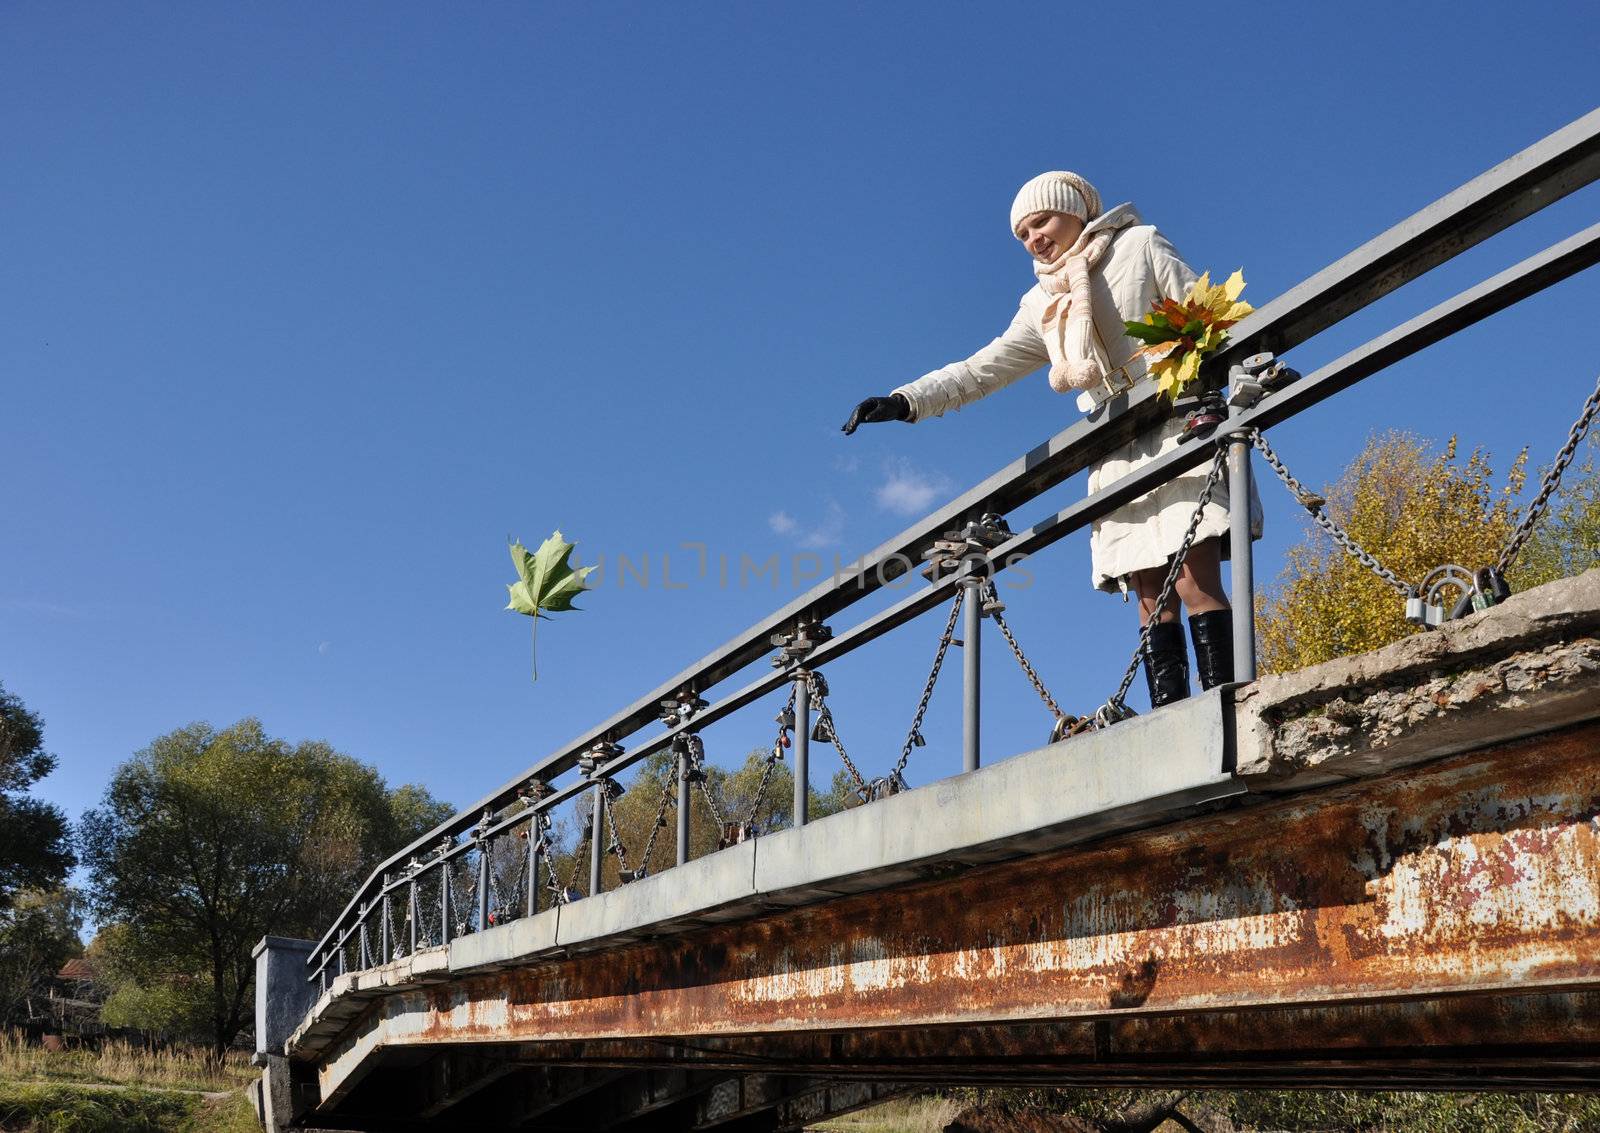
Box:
[306,107,1600,992]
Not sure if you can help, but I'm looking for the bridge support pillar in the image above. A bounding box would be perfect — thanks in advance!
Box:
[252,936,318,1132]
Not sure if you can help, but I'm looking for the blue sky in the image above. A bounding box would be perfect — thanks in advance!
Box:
[6,3,1599,844]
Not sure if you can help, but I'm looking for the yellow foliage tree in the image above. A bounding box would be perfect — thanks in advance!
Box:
[1255,432,1532,675]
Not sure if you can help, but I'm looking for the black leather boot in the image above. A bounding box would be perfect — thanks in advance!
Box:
[1141,620,1191,708]
[1189,609,1235,690]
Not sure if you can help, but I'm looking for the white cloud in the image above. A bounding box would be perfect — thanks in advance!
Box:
[317,641,332,656]
[832,453,861,474]
[769,501,847,549]
[797,500,846,549]
[874,458,951,516]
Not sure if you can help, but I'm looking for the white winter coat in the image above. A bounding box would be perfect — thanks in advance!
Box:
[892,209,1263,593]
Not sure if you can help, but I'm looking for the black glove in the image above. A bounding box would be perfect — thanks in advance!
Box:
[841,393,911,435]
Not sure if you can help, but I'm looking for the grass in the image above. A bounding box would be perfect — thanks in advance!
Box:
[0,1032,254,1094]
[0,1081,199,1133]
[810,1095,962,1132]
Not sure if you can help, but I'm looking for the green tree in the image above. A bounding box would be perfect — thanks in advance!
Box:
[0,888,82,1026]
[1508,431,1600,584]
[0,682,75,910]
[79,718,452,1054]
[556,747,855,893]
[87,922,212,1042]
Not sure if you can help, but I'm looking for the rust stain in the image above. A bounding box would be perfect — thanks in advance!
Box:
[398,722,1600,1046]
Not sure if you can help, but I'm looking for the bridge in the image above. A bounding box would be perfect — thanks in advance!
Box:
[254,109,1600,1131]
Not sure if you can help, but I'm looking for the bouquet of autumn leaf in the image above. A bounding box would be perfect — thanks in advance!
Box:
[506,531,596,681]
[1122,270,1253,399]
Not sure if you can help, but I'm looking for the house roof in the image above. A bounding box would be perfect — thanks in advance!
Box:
[57,958,95,981]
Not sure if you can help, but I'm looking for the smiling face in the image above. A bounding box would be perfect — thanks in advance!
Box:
[1016,211,1085,262]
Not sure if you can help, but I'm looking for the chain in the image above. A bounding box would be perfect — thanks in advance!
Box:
[536,813,572,902]
[557,811,589,898]
[807,671,870,798]
[635,770,678,875]
[507,852,527,921]
[601,782,632,876]
[983,580,1067,722]
[418,874,441,947]
[1250,429,1415,598]
[456,860,476,937]
[383,887,398,959]
[1110,445,1230,710]
[891,589,966,783]
[685,734,728,829]
[744,686,796,828]
[1498,370,1600,573]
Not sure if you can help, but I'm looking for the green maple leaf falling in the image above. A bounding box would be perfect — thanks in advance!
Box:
[505,531,596,681]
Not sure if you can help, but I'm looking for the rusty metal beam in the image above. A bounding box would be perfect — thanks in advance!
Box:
[316,721,1600,1094]
[450,989,1600,1091]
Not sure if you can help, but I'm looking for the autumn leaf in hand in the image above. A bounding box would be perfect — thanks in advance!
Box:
[506,531,597,680]
[1123,270,1253,400]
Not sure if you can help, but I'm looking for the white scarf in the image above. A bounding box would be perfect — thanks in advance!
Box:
[1033,203,1140,394]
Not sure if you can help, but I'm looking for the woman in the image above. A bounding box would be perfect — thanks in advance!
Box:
[841,171,1261,708]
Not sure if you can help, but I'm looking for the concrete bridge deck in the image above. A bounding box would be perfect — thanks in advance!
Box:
[254,570,1600,1130]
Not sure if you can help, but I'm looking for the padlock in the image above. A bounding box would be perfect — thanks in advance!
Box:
[1240,352,1276,376]
[810,718,834,744]
[1476,566,1511,606]
[619,868,648,884]
[1049,714,1081,744]
[776,706,796,730]
[1261,361,1301,391]
[1404,596,1445,629]
[910,729,926,748]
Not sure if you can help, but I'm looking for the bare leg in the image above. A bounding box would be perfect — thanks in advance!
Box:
[1131,565,1177,626]
[1131,539,1230,626]
[1174,538,1229,615]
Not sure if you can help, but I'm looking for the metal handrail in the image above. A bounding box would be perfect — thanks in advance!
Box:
[307,106,1600,978]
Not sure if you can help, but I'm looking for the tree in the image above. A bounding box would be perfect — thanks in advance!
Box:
[0,682,75,911]
[87,922,211,1042]
[1254,430,1596,675]
[1507,431,1600,584]
[0,887,82,1026]
[543,748,856,894]
[79,718,453,1054]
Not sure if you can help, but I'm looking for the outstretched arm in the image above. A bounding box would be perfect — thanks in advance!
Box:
[890,302,1048,422]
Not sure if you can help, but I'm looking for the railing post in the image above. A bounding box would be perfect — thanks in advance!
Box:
[407,869,419,954]
[527,819,541,918]
[441,860,452,943]
[676,739,691,865]
[793,672,810,827]
[476,811,491,932]
[1228,431,1257,683]
[589,782,605,897]
[960,563,983,773]
[357,904,370,969]
[379,879,391,963]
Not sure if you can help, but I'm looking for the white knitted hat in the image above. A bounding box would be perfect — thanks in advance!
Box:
[1009,171,1103,237]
